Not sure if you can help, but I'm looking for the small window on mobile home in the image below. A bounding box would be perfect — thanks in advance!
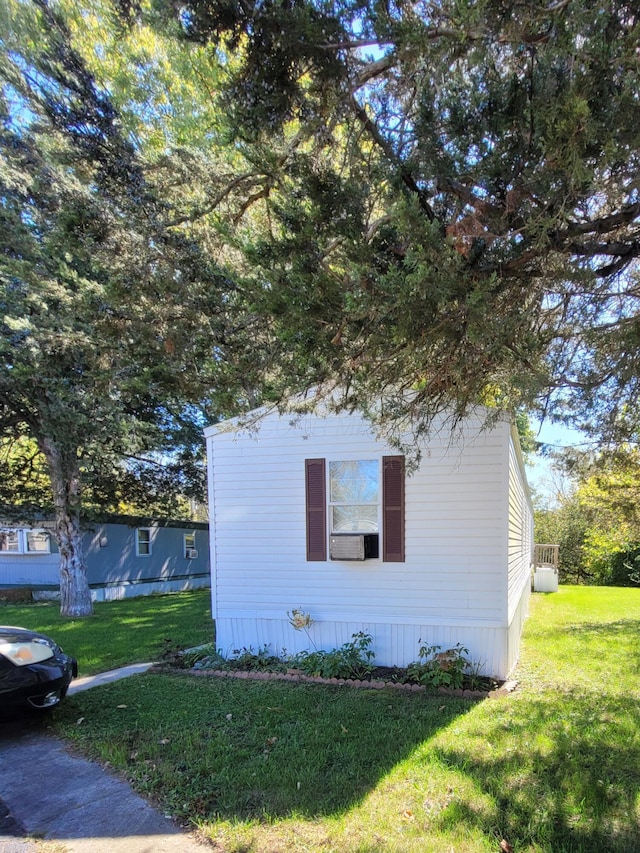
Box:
[305,455,405,562]
[136,528,152,556]
[329,459,380,533]
[0,529,51,554]
[26,530,51,553]
[184,532,197,558]
[0,530,20,553]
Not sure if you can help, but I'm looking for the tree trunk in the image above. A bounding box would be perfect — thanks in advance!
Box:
[40,437,93,617]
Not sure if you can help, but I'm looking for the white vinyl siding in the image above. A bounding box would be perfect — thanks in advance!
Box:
[507,427,534,622]
[503,425,534,675]
[206,410,532,677]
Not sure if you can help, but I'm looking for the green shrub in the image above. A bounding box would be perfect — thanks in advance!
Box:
[183,643,225,669]
[608,548,640,587]
[293,632,375,679]
[406,642,470,689]
[227,644,289,672]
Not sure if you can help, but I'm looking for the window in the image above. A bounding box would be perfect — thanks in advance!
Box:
[184,532,197,558]
[26,531,50,553]
[329,460,379,533]
[136,528,152,556]
[0,529,51,555]
[0,530,20,553]
[305,455,405,562]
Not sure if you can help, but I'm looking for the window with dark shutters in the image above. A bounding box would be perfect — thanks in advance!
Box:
[306,455,405,562]
[305,458,327,561]
[382,455,405,562]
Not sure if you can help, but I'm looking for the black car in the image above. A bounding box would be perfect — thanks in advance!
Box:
[0,626,78,711]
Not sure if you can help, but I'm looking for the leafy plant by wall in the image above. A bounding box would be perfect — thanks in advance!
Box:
[293,632,375,680]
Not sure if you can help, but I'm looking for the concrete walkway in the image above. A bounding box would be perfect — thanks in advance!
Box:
[0,666,210,853]
[68,662,156,695]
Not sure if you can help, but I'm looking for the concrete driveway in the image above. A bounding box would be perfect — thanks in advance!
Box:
[0,666,209,853]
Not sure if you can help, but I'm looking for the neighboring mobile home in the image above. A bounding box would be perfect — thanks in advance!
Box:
[0,517,210,601]
[205,407,533,679]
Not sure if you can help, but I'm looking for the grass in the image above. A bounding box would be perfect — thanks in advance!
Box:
[0,589,212,675]
[515,585,640,694]
[7,586,640,851]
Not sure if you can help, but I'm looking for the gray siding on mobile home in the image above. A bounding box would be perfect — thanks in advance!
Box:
[0,518,210,601]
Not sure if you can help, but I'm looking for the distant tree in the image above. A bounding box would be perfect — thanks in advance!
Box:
[536,445,640,584]
[576,447,640,533]
[534,497,590,584]
[574,447,640,584]
[515,411,539,462]
[0,433,207,523]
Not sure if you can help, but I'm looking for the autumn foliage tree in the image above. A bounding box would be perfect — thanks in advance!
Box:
[535,444,640,585]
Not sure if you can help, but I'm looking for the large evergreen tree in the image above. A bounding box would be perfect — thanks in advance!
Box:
[140,0,640,447]
[0,0,246,614]
[4,0,640,610]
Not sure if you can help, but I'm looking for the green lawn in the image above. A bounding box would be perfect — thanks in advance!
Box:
[8,586,640,852]
[0,589,213,674]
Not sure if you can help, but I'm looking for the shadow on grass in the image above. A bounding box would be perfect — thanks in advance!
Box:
[564,618,640,659]
[434,691,640,853]
[48,672,476,822]
[563,617,640,639]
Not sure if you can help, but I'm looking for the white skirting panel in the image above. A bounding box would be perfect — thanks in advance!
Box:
[216,615,517,679]
[91,576,211,602]
[33,576,211,603]
[505,578,530,677]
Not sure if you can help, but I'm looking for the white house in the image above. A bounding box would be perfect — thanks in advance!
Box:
[204,406,533,679]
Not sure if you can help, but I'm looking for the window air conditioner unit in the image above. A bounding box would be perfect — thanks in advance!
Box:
[329,534,378,561]
[185,548,198,559]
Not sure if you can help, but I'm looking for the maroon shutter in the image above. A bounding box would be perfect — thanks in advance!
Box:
[305,458,326,561]
[383,455,405,562]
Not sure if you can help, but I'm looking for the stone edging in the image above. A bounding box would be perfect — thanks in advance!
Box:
[177,667,518,699]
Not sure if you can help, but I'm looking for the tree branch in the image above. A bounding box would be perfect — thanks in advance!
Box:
[349,96,435,222]
[166,172,268,227]
[551,202,640,242]
[355,54,397,88]
[319,38,394,51]
[568,239,640,258]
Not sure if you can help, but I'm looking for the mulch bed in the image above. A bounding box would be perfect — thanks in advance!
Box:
[154,664,517,699]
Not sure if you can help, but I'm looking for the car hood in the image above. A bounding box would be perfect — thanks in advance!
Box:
[0,626,55,644]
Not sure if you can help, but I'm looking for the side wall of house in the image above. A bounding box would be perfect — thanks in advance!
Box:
[0,521,210,601]
[505,425,534,675]
[0,530,60,588]
[207,411,521,677]
[83,522,210,601]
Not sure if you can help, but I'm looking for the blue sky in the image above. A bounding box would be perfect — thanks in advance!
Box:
[525,419,590,506]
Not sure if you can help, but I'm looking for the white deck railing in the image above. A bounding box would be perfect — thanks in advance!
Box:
[534,544,559,571]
